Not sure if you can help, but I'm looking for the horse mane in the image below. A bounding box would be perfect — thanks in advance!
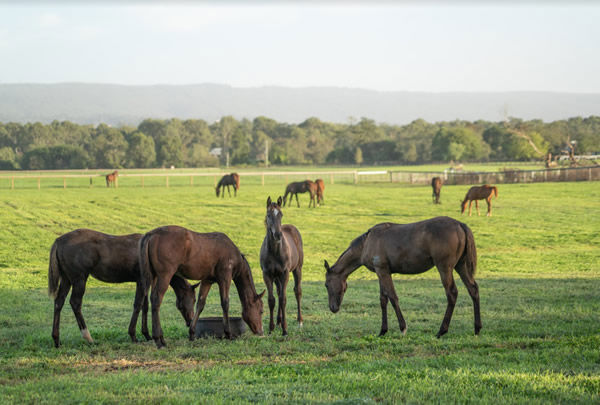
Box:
[339,230,370,258]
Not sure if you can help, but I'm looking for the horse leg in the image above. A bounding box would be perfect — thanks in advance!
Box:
[376,270,407,335]
[487,198,492,217]
[456,263,482,335]
[69,278,93,344]
[227,185,232,197]
[475,200,480,216]
[295,193,300,208]
[468,200,473,216]
[264,273,276,333]
[52,278,72,348]
[217,280,232,339]
[275,274,289,336]
[436,265,458,338]
[141,293,151,340]
[189,281,212,341]
[128,281,146,342]
[150,276,171,348]
[292,268,303,326]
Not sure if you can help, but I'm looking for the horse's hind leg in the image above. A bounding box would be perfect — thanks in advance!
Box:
[475,200,480,216]
[69,278,94,344]
[486,198,492,217]
[436,265,458,338]
[52,278,72,348]
[292,268,303,326]
[468,201,473,216]
[150,276,171,348]
[189,281,212,341]
[227,185,232,197]
[376,270,406,335]
[263,273,276,333]
[456,263,482,335]
[128,282,146,342]
[295,193,300,208]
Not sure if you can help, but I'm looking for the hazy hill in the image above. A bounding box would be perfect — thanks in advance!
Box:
[1,83,599,126]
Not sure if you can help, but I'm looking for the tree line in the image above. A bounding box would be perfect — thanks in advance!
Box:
[0,115,598,170]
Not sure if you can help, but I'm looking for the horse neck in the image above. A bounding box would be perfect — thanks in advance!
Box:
[233,262,256,308]
[332,238,365,279]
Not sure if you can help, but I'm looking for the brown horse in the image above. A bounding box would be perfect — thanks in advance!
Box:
[324,217,481,338]
[260,197,304,335]
[216,173,240,198]
[48,229,197,348]
[461,185,498,216]
[105,170,118,187]
[315,179,325,205]
[139,225,264,348]
[431,177,442,204]
[282,180,318,208]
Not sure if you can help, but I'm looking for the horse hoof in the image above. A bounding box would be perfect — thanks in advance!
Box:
[401,328,407,336]
[298,321,303,328]
[378,330,387,337]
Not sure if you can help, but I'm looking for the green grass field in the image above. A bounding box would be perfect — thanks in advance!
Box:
[0,178,599,403]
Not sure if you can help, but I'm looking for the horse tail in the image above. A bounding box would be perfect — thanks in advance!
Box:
[139,232,154,294]
[492,186,498,199]
[458,222,477,276]
[48,240,61,299]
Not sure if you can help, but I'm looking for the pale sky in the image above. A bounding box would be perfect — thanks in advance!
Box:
[0,2,599,92]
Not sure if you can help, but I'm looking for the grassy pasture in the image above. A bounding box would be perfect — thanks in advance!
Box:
[0,177,599,403]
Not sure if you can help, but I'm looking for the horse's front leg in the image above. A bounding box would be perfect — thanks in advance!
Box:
[70,278,94,344]
[475,200,480,216]
[218,280,232,339]
[189,281,212,341]
[487,198,492,216]
[227,185,232,197]
[275,274,289,336]
[263,273,276,333]
[376,269,407,335]
[468,201,473,216]
[295,193,300,208]
[379,293,389,336]
[292,268,303,327]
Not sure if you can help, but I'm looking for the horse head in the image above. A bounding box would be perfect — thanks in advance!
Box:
[175,281,200,327]
[324,260,347,313]
[241,290,265,336]
[265,196,284,242]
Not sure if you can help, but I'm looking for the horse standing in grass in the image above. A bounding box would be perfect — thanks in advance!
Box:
[216,173,240,198]
[105,171,118,188]
[461,185,498,216]
[260,197,304,335]
[282,180,318,208]
[431,177,442,204]
[315,179,325,205]
[139,225,264,348]
[48,229,197,348]
[324,217,481,338]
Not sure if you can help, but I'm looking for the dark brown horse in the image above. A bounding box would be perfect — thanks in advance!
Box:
[216,173,240,198]
[324,217,481,338]
[461,185,498,216]
[105,170,118,187]
[260,197,304,335]
[431,177,442,204]
[315,178,325,205]
[139,225,264,348]
[282,180,318,208]
[48,229,197,348]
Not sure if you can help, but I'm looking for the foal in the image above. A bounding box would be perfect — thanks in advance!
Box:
[282,180,318,208]
[431,177,442,204]
[315,179,325,205]
[260,196,304,335]
[461,185,498,216]
[105,171,118,187]
[216,173,240,198]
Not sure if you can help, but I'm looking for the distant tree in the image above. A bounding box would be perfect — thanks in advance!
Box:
[21,145,88,170]
[90,124,127,168]
[354,147,363,165]
[432,127,489,162]
[126,131,156,168]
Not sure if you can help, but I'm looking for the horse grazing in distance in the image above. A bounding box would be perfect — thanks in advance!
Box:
[216,173,240,198]
[282,180,318,208]
[260,197,304,335]
[324,217,481,338]
[139,225,264,348]
[105,171,119,188]
[315,179,325,205]
[431,177,442,204]
[461,185,498,216]
[48,229,197,348]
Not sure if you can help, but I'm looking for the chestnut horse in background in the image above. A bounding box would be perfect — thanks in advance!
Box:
[324,217,481,338]
[260,196,304,336]
[315,179,325,205]
[139,225,264,348]
[105,171,118,187]
[461,185,498,216]
[48,229,197,348]
[282,180,318,208]
[431,177,442,204]
[216,173,240,198]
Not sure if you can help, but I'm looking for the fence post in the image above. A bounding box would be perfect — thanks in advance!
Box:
[330,173,334,185]
[63,177,66,189]
[11,177,14,189]
[38,178,41,190]
[166,176,169,187]
[261,173,264,186]
[589,168,592,181]
[389,171,393,183]
[353,171,358,184]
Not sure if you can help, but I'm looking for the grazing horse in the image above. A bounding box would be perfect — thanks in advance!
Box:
[461,185,498,217]
[431,177,442,204]
[282,180,318,208]
[324,217,481,338]
[139,225,264,348]
[315,179,325,205]
[216,173,240,198]
[48,229,197,348]
[260,196,304,335]
[105,171,118,187]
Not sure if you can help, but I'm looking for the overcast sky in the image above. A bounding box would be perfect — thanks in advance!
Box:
[0,3,599,92]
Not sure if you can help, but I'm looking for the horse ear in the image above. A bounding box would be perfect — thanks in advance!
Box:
[266,196,271,207]
[277,196,283,206]
[257,290,266,300]
[191,282,201,290]
[324,260,331,272]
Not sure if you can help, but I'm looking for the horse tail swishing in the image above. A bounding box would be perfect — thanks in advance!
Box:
[456,221,481,335]
[48,241,61,299]
[138,232,153,295]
